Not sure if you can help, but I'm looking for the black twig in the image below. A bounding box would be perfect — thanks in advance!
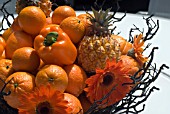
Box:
[0,0,15,33]
[143,15,159,41]
[128,15,159,43]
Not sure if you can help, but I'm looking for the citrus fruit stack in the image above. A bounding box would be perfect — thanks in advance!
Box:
[0,2,148,113]
[0,5,89,113]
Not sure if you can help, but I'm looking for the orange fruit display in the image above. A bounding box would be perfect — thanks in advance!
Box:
[4,72,35,109]
[52,5,76,25]
[35,65,68,92]
[63,64,87,97]
[0,59,14,90]
[60,16,85,44]
[12,47,40,73]
[5,30,33,59]
[18,6,46,35]
[64,93,83,114]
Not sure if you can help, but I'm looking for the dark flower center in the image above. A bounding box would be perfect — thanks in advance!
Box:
[102,72,114,86]
[36,101,52,114]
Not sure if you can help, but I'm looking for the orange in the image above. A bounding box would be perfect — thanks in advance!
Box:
[63,64,87,97]
[11,16,22,32]
[0,59,14,90]
[38,59,46,70]
[45,17,52,26]
[0,51,5,59]
[0,36,6,58]
[5,30,33,59]
[4,72,35,109]
[12,47,40,73]
[78,93,92,113]
[2,27,13,41]
[64,93,83,114]
[60,16,85,44]
[77,13,93,35]
[18,6,46,35]
[35,64,68,92]
[52,5,76,25]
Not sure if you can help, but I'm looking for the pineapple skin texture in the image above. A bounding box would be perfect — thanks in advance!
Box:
[78,34,121,73]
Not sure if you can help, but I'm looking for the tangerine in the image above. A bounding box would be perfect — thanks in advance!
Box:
[5,30,33,59]
[18,6,46,35]
[0,59,14,90]
[0,36,6,58]
[64,93,83,114]
[12,47,40,73]
[60,16,85,44]
[78,93,92,113]
[35,64,68,92]
[64,64,87,97]
[52,5,76,25]
[2,28,13,41]
[4,72,35,109]
[11,16,22,32]
[77,13,93,35]
[45,17,52,26]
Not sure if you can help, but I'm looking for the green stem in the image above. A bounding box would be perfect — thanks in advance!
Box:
[14,83,18,88]
[44,32,58,46]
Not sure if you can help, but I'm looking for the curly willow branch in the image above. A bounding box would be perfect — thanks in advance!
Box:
[0,0,15,33]
[128,15,159,43]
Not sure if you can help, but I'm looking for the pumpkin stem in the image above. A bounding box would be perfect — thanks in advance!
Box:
[127,48,135,58]
[44,32,58,46]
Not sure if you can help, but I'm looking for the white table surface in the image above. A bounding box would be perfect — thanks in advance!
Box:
[1,11,170,114]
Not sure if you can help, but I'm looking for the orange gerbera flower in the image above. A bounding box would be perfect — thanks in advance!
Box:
[133,34,148,66]
[17,85,72,114]
[84,59,133,108]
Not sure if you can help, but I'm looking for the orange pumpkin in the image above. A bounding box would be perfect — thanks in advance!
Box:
[120,55,141,76]
[112,34,148,66]
[112,34,132,55]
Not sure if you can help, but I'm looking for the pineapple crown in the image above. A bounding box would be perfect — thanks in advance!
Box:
[87,7,113,35]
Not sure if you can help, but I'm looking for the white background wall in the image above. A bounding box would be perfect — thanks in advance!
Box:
[0,0,17,15]
[149,0,170,18]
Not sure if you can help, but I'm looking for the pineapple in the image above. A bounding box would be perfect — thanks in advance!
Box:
[78,8,121,73]
[16,0,52,17]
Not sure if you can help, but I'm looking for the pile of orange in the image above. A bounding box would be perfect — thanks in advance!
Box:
[0,5,92,113]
